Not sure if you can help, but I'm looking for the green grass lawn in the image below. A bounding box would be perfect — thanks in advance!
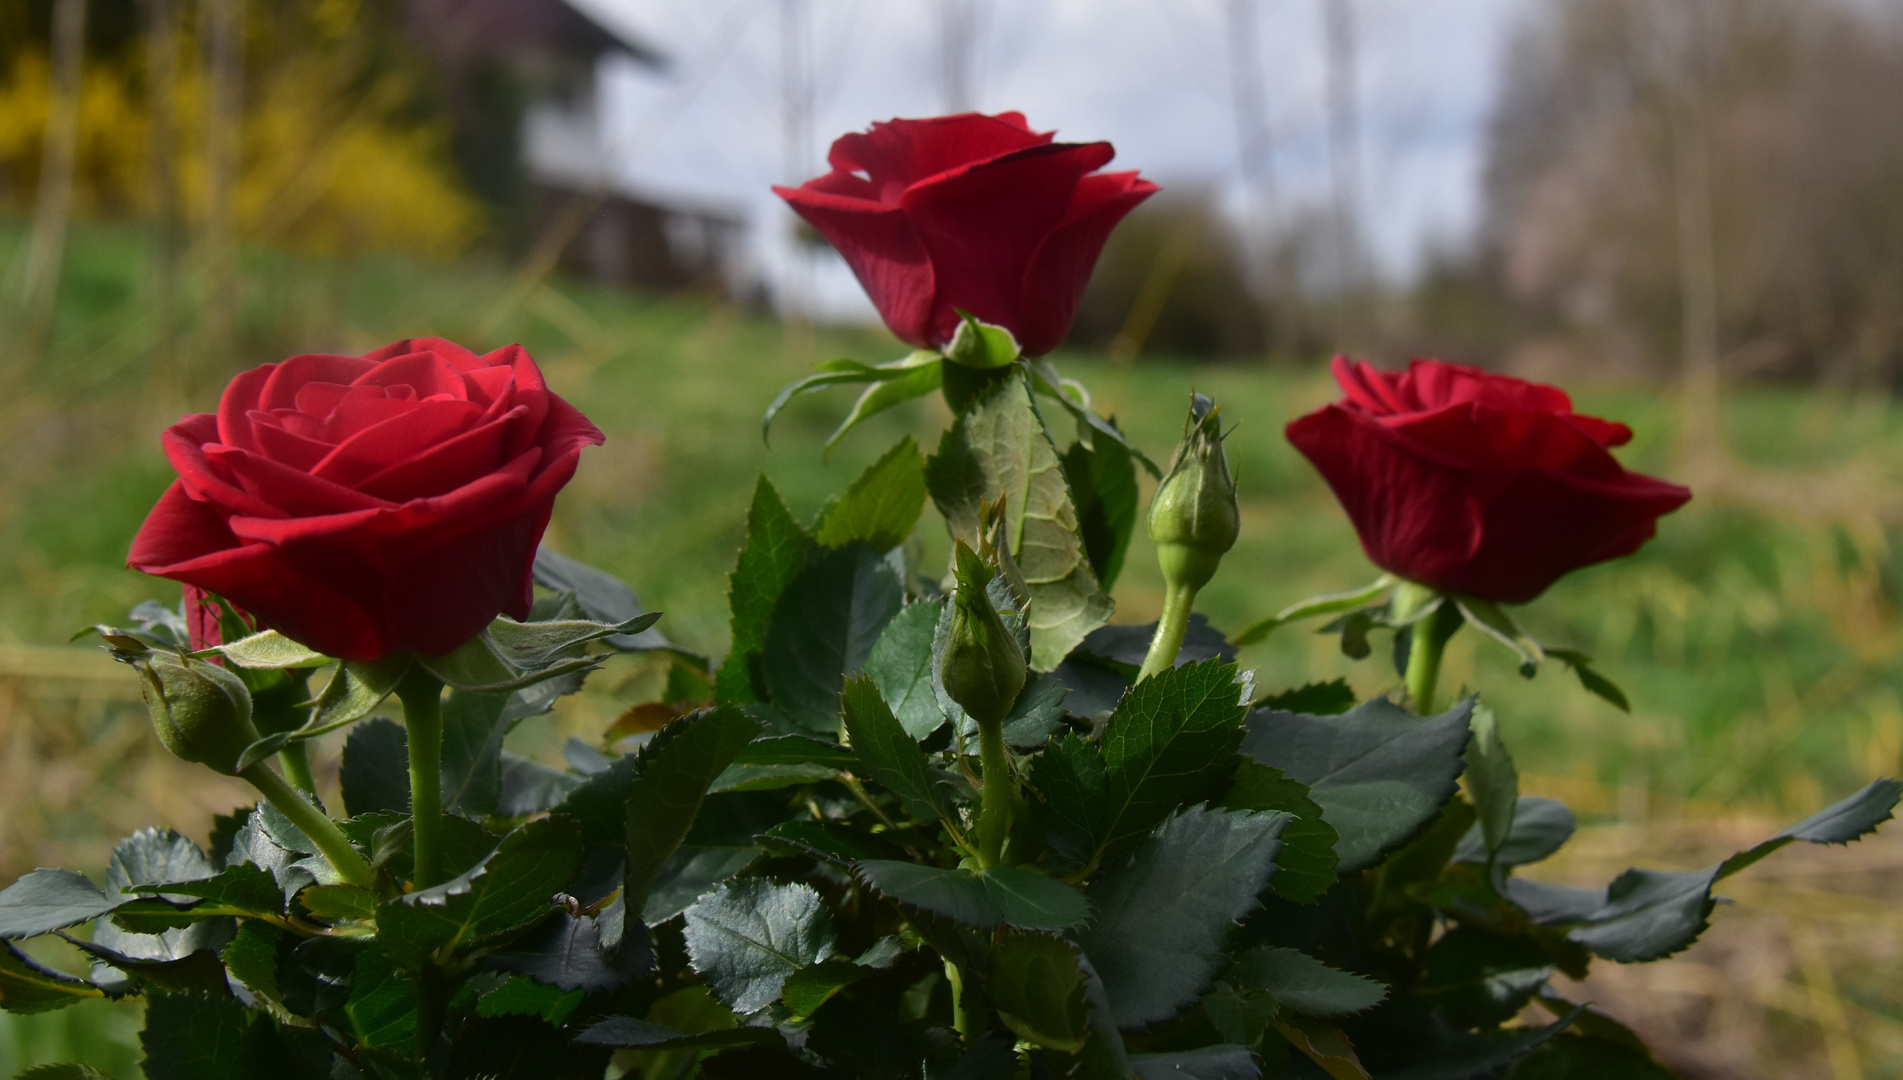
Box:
[3,218,1903,1073]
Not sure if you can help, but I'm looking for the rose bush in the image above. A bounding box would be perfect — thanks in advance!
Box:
[127,337,603,660]
[775,111,1156,356]
[1286,355,1692,603]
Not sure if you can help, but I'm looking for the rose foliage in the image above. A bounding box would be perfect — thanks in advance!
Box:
[1,116,1896,1080]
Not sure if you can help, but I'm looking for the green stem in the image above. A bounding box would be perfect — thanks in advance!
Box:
[240,763,374,889]
[1137,581,1197,682]
[944,957,971,1040]
[975,716,1013,868]
[396,666,446,888]
[1402,594,1464,716]
[275,743,316,794]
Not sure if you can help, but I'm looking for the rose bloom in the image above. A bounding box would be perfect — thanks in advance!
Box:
[1286,357,1691,603]
[776,111,1157,357]
[129,338,604,660]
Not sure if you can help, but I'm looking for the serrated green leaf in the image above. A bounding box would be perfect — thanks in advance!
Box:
[757,821,902,870]
[139,993,250,1080]
[1506,1034,1681,1079]
[926,374,1113,670]
[532,546,675,653]
[1454,797,1575,867]
[485,612,660,669]
[761,543,903,733]
[1242,695,1474,873]
[417,631,601,694]
[297,884,377,921]
[130,863,283,919]
[1417,927,1554,1029]
[864,600,948,739]
[0,870,121,940]
[1224,763,1340,903]
[814,437,927,551]
[855,862,1091,930]
[1082,658,1250,869]
[0,942,105,1013]
[1465,703,1519,862]
[642,845,758,923]
[1542,647,1630,712]
[728,735,858,769]
[623,706,763,915]
[440,690,510,816]
[1062,433,1138,591]
[1233,947,1386,1019]
[1028,731,1108,869]
[1128,1047,1260,1080]
[840,675,956,827]
[378,817,585,967]
[221,922,283,1004]
[13,1064,113,1078]
[717,477,817,706]
[683,878,836,1014]
[780,958,875,1018]
[107,828,213,902]
[306,655,410,732]
[1256,679,1357,716]
[1079,806,1291,1027]
[477,975,586,1025]
[1025,357,1162,479]
[340,718,410,818]
[345,947,419,1053]
[574,1016,780,1051]
[989,931,1090,1052]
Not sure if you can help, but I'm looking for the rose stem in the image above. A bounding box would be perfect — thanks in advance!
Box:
[240,762,375,888]
[395,666,448,888]
[943,957,972,1040]
[276,742,317,793]
[1137,579,1198,682]
[1401,594,1465,716]
[975,714,1013,868]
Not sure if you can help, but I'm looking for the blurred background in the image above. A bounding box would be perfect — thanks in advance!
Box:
[3,0,1903,1077]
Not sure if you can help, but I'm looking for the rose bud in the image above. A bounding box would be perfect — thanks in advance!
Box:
[126,649,261,776]
[1150,393,1239,595]
[941,540,1028,726]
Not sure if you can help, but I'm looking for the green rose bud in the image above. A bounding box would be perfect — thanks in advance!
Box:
[1149,393,1239,594]
[944,313,1021,370]
[941,540,1028,725]
[127,649,261,775]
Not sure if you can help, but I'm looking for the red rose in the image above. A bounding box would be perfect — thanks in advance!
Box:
[1286,357,1691,603]
[775,111,1157,357]
[129,338,604,661]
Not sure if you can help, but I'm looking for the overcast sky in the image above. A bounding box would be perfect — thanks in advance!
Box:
[578,0,1532,320]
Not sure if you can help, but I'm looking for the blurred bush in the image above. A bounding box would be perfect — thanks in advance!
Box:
[0,0,481,259]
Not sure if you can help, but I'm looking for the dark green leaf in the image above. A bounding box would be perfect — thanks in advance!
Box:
[340,719,411,818]
[840,675,956,826]
[1241,695,1474,873]
[644,846,759,923]
[1720,776,1903,876]
[988,931,1090,1052]
[756,821,901,870]
[221,921,283,1002]
[1376,1009,1579,1080]
[708,763,838,793]
[13,1064,112,1079]
[1464,703,1519,862]
[1028,730,1108,869]
[1506,1034,1681,1079]
[378,817,585,967]
[299,883,376,921]
[682,878,836,1013]
[1418,926,1556,1030]
[717,477,817,705]
[854,862,1091,931]
[440,689,511,817]
[1062,433,1138,592]
[814,437,927,551]
[1256,680,1356,716]
[497,752,582,817]
[1025,357,1162,478]
[1454,797,1575,868]
[0,942,105,1013]
[1092,658,1250,867]
[1000,674,1071,748]
[780,958,874,1018]
[1129,1047,1260,1080]
[306,656,410,732]
[864,600,948,739]
[417,629,603,694]
[1224,763,1339,904]
[484,907,650,992]
[477,975,586,1025]
[131,863,283,919]
[728,735,857,769]
[0,870,121,940]
[574,1016,780,1051]
[139,993,250,1080]
[345,947,418,1052]
[623,707,764,914]
[926,374,1112,669]
[532,546,674,651]
[1071,614,1236,674]
[762,543,904,734]
[1275,1016,1370,1080]
[1542,648,1630,713]
[1233,946,1386,1018]
[107,828,213,902]
[1080,806,1291,1027]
